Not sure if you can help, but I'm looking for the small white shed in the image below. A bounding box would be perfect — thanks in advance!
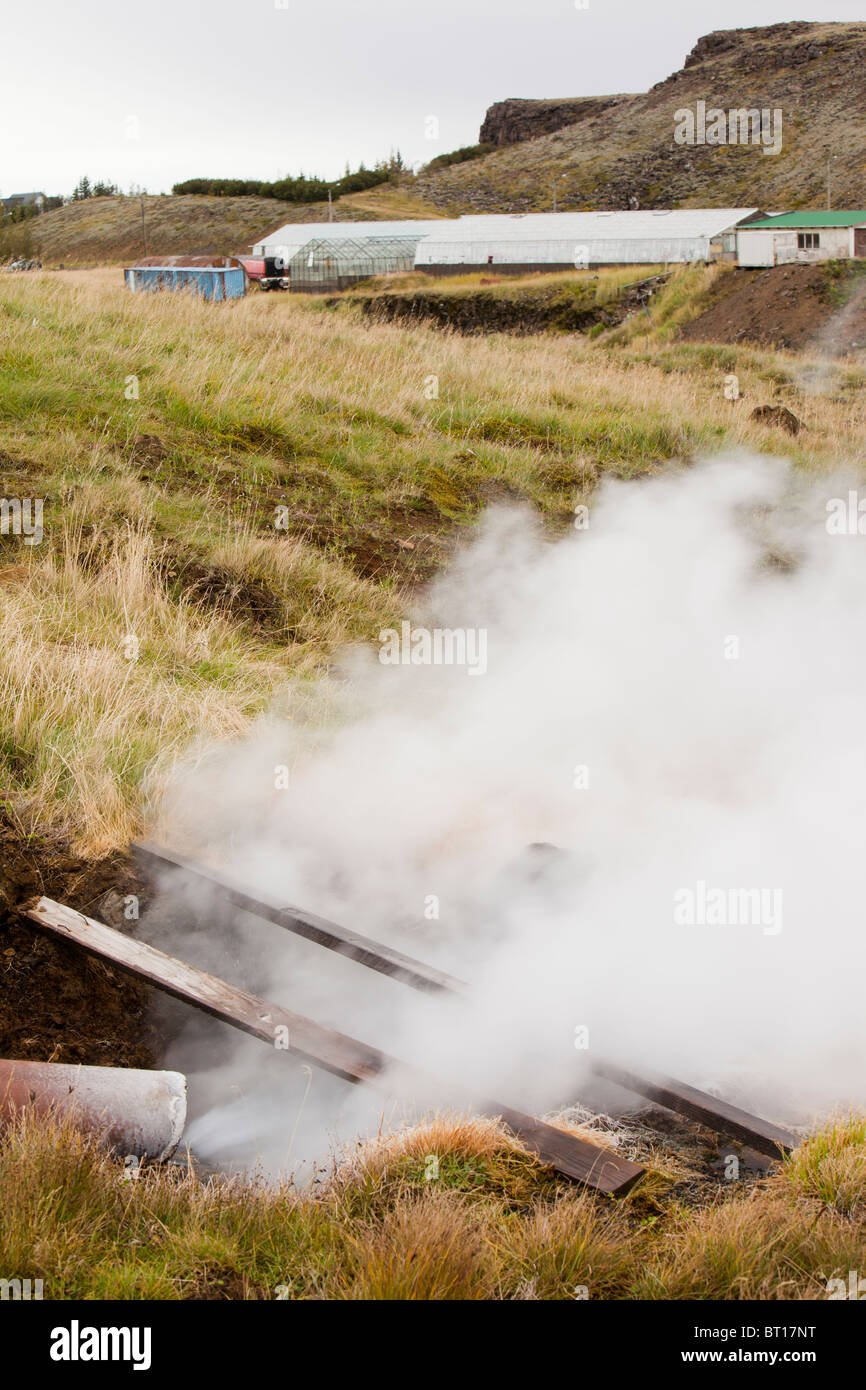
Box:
[737,213,866,267]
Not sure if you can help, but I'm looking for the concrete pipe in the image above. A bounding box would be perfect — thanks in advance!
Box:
[0,1060,187,1161]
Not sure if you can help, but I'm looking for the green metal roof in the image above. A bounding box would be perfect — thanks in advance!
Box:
[745,211,866,229]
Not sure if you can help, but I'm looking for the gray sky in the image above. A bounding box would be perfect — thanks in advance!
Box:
[1,0,855,196]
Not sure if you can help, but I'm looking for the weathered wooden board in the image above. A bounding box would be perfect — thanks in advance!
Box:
[22,896,644,1195]
[133,841,464,996]
[592,1059,798,1158]
[24,896,385,1084]
[135,842,799,1158]
[492,1103,643,1194]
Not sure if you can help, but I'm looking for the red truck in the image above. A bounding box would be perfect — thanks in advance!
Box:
[237,254,289,291]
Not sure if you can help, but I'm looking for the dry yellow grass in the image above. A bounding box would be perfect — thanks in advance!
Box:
[13,268,866,472]
[1,267,863,1305]
[2,1108,863,1300]
[24,185,447,268]
[0,505,392,854]
[1,266,864,852]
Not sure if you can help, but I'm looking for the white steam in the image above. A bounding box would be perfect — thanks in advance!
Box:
[150,454,866,1173]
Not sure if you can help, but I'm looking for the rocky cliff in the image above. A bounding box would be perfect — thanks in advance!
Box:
[414,22,866,213]
[479,95,632,147]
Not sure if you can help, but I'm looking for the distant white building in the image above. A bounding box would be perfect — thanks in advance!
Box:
[251,209,766,290]
[252,218,457,265]
[736,212,866,267]
[413,209,762,273]
[2,192,45,212]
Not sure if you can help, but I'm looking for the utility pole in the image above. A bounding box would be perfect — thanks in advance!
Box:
[328,188,334,223]
[140,196,148,256]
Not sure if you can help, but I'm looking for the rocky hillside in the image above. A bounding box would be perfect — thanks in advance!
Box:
[22,187,444,267]
[415,21,866,213]
[479,95,631,146]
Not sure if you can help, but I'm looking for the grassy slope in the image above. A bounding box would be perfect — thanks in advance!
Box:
[25,187,447,267]
[2,266,866,1298]
[413,21,866,213]
[2,1109,864,1299]
[1,266,865,853]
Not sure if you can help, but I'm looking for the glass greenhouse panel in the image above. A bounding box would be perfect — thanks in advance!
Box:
[288,236,425,292]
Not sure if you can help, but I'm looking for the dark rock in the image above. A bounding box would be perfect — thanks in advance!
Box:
[479,95,633,147]
[749,404,803,434]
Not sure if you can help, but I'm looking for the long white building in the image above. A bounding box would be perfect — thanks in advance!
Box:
[251,209,762,290]
[414,209,760,273]
[251,219,458,264]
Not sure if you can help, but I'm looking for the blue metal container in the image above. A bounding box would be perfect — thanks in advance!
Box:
[124,259,247,300]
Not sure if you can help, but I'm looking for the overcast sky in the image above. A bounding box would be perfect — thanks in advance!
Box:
[1,1,856,196]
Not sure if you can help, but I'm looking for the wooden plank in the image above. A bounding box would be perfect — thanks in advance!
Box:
[134,841,798,1157]
[492,1104,643,1195]
[133,841,465,997]
[22,896,644,1195]
[591,1059,798,1159]
[23,896,385,1085]
[133,844,798,1161]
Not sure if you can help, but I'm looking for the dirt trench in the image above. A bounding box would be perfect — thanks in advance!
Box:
[0,813,160,1067]
[342,276,664,336]
[679,262,866,352]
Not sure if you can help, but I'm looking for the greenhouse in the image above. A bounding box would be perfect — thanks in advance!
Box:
[248,209,766,291]
[252,219,456,287]
[413,209,761,273]
[287,233,425,293]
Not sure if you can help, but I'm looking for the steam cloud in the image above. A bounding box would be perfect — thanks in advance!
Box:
[147,454,866,1174]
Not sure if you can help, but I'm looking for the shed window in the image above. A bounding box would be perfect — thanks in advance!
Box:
[797,232,820,250]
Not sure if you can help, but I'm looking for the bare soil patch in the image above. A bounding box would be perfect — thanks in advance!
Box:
[0,812,159,1067]
[679,264,866,352]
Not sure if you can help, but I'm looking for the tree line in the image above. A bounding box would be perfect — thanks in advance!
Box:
[172,156,406,204]
[72,177,122,200]
[3,151,408,227]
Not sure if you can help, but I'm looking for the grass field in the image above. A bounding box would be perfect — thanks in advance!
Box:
[2,1109,864,1299]
[1,266,865,854]
[1,267,865,1299]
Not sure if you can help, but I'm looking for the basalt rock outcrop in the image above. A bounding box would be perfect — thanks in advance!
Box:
[415,21,866,213]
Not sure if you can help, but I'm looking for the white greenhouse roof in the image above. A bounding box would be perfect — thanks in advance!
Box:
[254,218,457,254]
[421,209,759,244]
[252,209,763,269]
